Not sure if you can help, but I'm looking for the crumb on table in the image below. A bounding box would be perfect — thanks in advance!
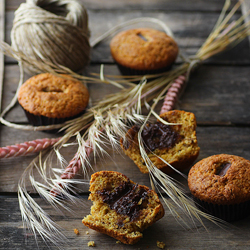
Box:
[86,231,89,235]
[88,241,96,247]
[74,228,79,235]
[157,241,165,249]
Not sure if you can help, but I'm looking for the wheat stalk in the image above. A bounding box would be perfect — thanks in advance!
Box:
[1,0,249,245]
[0,138,60,158]
[160,74,186,114]
[18,146,90,247]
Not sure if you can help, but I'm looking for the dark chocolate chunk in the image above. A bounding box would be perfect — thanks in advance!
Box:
[123,122,181,152]
[137,33,148,41]
[98,182,148,221]
[122,125,139,150]
[216,162,232,177]
[141,122,181,152]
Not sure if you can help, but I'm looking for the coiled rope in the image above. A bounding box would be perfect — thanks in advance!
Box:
[11,0,90,74]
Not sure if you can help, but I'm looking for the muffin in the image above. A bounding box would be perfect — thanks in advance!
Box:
[121,110,200,175]
[188,154,250,222]
[82,171,164,244]
[110,28,178,76]
[18,73,89,127]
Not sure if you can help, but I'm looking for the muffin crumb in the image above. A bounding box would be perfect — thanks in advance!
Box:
[74,228,79,235]
[86,231,89,235]
[157,241,166,249]
[88,241,95,247]
[82,171,164,244]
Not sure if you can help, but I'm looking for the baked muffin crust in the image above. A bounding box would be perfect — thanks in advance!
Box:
[110,28,178,71]
[188,154,250,205]
[18,73,89,118]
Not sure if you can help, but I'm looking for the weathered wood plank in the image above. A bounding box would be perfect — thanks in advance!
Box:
[2,64,250,125]
[242,0,250,46]
[4,9,250,65]
[1,194,250,249]
[1,125,250,193]
[6,0,239,12]
[179,65,250,125]
[0,0,5,112]
[88,10,250,65]
[1,65,250,193]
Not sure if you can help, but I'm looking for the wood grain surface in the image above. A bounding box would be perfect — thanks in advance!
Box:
[0,0,4,114]
[1,0,250,249]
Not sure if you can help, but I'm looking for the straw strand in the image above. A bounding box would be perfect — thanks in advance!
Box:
[50,139,93,196]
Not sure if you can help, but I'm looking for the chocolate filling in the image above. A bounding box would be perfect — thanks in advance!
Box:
[123,122,181,152]
[216,162,232,177]
[41,87,63,93]
[98,181,148,222]
[141,122,181,152]
[137,33,148,41]
[122,126,138,150]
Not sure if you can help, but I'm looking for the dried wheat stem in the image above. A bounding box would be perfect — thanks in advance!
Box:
[90,17,174,47]
[55,73,187,191]
[60,156,82,180]
[160,75,186,114]
[50,140,93,196]
[0,138,60,158]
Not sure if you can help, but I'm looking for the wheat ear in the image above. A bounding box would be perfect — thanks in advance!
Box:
[50,139,93,196]
[0,138,60,158]
[160,75,186,114]
[50,73,186,192]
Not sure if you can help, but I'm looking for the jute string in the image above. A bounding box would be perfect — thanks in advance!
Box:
[11,0,90,74]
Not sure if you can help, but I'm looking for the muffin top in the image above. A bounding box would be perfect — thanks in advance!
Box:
[18,73,89,118]
[110,28,178,71]
[188,154,250,205]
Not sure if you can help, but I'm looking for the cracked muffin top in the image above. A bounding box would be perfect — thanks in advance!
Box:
[188,154,250,205]
[18,73,89,118]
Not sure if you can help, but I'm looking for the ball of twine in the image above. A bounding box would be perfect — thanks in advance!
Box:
[11,0,90,74]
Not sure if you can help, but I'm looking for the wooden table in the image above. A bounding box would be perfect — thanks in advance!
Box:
[1,0,250,249]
